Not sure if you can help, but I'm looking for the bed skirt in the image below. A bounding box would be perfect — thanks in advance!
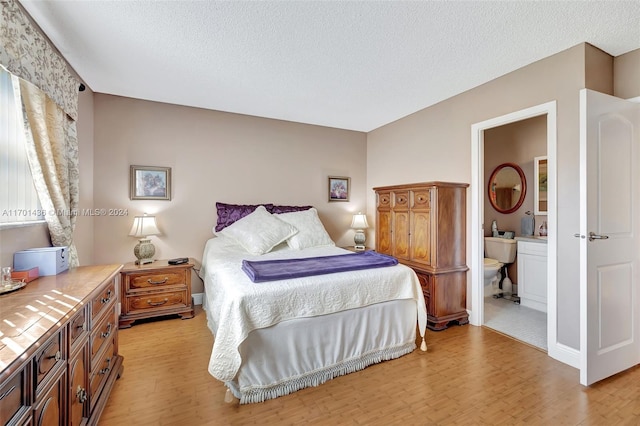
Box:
[220,299,418,404]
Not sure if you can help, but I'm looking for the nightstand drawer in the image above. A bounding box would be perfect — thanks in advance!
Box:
[125,290,188,314]
[126,270,187,291]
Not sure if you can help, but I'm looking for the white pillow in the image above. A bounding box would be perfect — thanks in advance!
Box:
[276,208,335,250]
[218,205,298,255]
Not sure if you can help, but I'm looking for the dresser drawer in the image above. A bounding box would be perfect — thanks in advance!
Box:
[34,329,65,390]
[68,305,88,351]
[0,367,29,425]
[90,305,117,362]
[412,189,431,209]
[377,192,391,208]
[126,270,187,291]
[416,271,431,297]
[392,191,409,209]
[89,337,116,410]
[91,279,117,322]
[125,290,188,315]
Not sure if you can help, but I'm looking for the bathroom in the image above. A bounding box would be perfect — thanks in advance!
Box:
[483,114,548,350]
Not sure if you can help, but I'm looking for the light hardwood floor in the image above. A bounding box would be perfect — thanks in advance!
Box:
[99,307,640,425]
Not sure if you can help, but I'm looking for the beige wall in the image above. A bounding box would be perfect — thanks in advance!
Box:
[367,43,591,350]
[614,48,640,99]
[92,95,367,292]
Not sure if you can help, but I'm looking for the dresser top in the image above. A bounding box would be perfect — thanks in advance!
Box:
[0,264,122,374]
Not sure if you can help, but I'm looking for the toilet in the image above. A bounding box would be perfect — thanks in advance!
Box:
[483,257,503,295]
[484,237,518,297]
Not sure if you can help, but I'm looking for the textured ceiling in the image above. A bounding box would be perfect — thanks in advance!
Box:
[18,1,640,132]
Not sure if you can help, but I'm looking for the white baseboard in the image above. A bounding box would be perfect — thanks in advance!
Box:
[192,292,204,306]
[549,342,580,369]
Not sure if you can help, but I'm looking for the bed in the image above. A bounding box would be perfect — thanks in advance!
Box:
[199,203,427,404]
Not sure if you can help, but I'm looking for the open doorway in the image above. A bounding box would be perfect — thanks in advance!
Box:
[470,102,558,356]
[483,116,548,349]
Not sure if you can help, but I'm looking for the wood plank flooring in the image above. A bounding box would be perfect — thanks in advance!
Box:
[99,307,640,425]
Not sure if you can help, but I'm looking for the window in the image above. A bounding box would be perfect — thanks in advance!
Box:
[0,67,43,225]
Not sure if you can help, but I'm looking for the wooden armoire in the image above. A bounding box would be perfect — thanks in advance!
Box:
[374,181,469,330]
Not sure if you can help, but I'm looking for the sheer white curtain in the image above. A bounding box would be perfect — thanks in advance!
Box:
[18,78,80,267]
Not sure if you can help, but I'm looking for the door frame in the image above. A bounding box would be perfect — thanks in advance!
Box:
[470,101,563,361]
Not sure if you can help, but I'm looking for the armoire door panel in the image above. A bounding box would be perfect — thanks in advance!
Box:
[393,211,410,260]
[410,210,431,264]
[376,210,392,255]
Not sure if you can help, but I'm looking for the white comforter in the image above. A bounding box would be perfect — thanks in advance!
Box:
[199,236,427,382]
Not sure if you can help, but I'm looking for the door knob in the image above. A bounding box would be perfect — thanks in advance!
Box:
[588,232,609,242]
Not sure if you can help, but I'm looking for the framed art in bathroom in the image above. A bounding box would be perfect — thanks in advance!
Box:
[534,156,547,215]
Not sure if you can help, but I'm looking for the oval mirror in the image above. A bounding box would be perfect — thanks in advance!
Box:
[488,163,527,214]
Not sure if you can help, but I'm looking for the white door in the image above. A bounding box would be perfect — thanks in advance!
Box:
[579,89,640,385]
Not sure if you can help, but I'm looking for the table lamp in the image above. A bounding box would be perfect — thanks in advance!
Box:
[350,212,369,251]
[129,213,160,265]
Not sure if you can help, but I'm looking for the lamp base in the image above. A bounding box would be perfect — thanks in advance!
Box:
[354,230,366,250]
[134,238,156,265]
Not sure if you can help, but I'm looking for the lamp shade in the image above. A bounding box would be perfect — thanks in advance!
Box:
[350,213,369,230]
[128,214,160,237]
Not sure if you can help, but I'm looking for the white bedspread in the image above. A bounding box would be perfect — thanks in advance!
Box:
[199,236,427,382]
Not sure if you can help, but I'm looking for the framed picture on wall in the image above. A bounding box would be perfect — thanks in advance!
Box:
[130,165,172,200]
[328,176,350,202]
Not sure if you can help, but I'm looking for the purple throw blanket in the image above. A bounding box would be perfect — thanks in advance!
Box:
[242,251,398,283]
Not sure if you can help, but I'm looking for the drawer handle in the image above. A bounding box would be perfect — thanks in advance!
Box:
[101,323,112,338]
[99,357,112,375]
[47,351,62,362]
[147,277,169,285]
[0,385,16,401]
[76,385,88,403]
[147,298,169,306]
[76,322,86,331]
[101,289,112,304]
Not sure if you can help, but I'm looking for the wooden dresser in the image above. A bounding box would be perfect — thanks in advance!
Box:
[0,264,124,425]
[374,181,469,330]
[118,259,195,328]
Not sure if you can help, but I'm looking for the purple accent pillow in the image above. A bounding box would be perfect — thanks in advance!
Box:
[215,202,274,232]
[267,205,313,214]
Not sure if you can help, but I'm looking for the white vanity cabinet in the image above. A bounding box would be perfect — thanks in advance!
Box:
[517,239,547,312]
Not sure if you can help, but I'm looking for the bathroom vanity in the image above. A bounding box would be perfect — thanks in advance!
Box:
[515,237,548,312]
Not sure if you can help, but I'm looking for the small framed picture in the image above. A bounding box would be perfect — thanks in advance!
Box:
[130,165,171,200]
[328,176,350,202]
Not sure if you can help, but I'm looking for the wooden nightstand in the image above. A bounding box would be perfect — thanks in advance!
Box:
[119,259,195,328]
